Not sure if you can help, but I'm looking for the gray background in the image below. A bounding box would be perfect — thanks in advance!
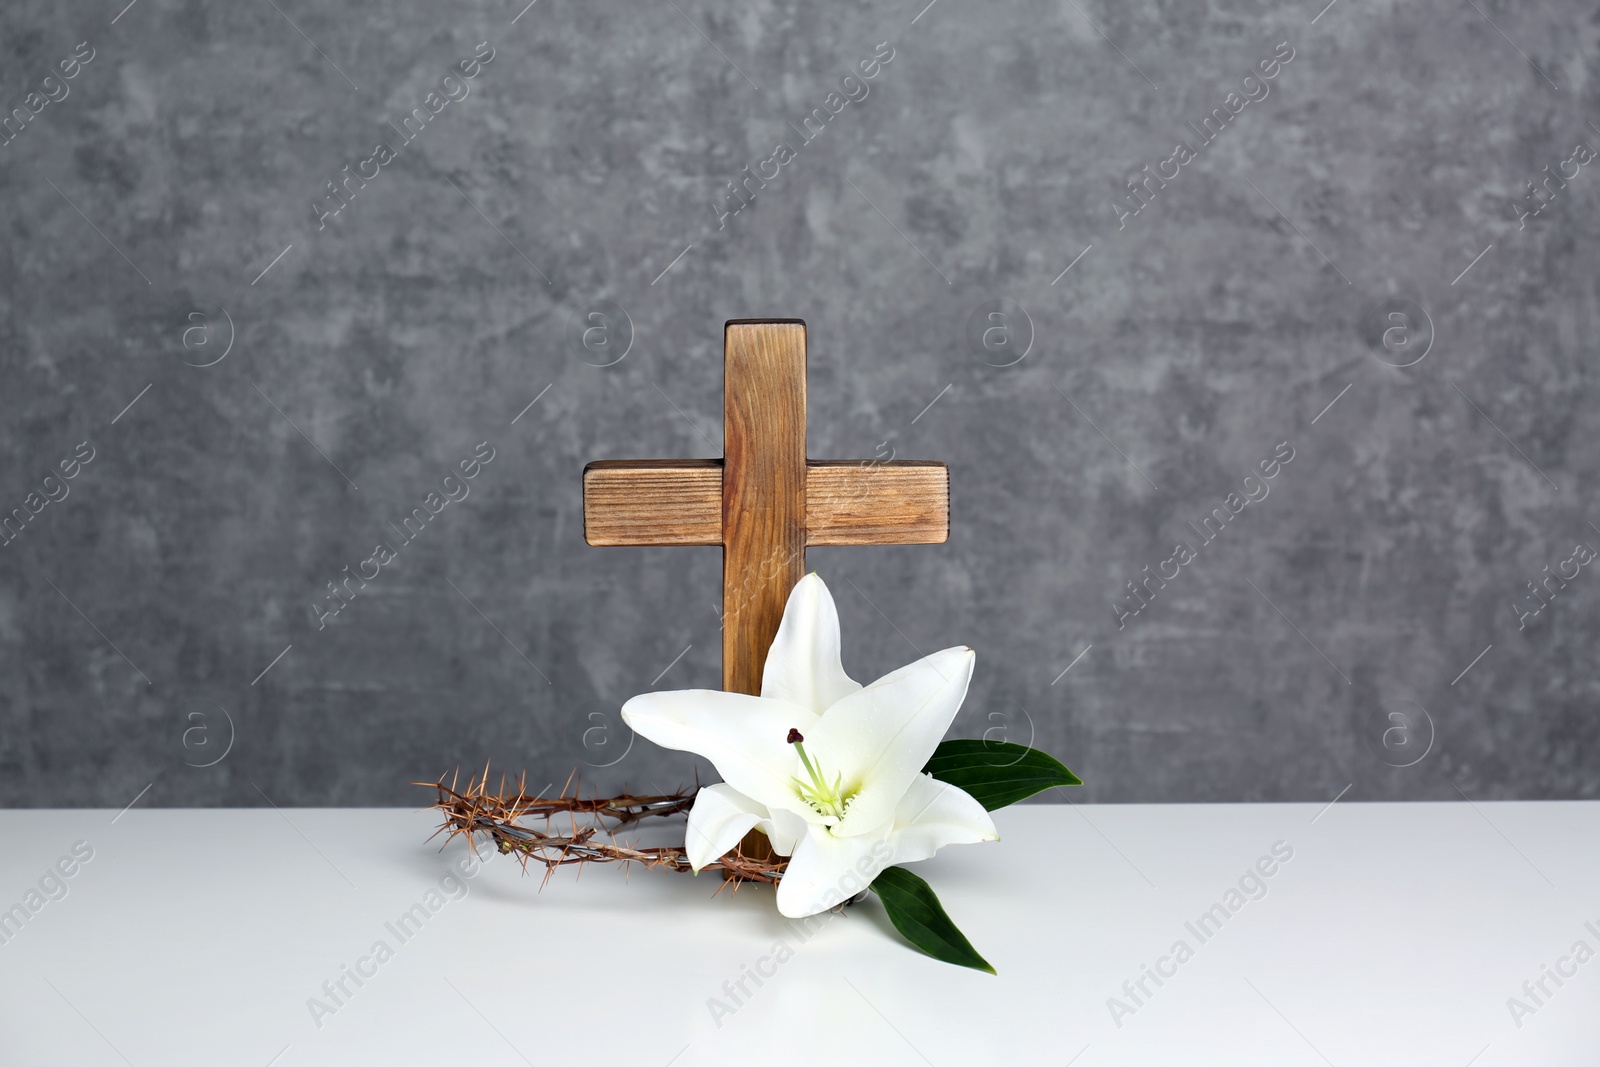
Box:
[1,0,1594,808]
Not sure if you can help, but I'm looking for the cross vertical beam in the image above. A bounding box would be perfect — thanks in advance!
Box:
[721,320,807,695]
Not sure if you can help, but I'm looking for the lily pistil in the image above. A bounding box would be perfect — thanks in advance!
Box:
[787,728,852,820]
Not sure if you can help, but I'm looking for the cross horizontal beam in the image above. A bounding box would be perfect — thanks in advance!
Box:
[583,459,949,547]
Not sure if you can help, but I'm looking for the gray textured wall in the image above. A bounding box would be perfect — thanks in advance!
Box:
[1,0,1594,809]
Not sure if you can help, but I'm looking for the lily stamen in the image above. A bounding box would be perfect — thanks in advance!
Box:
[787,728,851,819]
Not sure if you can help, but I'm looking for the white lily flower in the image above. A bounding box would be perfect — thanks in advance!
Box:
[621,573,998,918]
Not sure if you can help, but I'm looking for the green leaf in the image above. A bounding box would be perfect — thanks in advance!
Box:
[921,739,1082,811]
[870,865,995,974]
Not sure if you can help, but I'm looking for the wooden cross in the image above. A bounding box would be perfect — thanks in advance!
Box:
[583,319,949,697]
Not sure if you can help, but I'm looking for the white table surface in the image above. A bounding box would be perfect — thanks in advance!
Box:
[1,802,1596,1066]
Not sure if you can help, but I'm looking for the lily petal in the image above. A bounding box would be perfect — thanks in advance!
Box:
[621,690,820,814]
[774,823,894,918]
[887,774,998,864]
[684,784,764,872]
[760,573,861,714]
[810,646,975,837]
[762,806,808,857]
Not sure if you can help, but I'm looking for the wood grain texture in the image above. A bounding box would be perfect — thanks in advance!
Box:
[804,461,949,545]
[582,460,721,546]
[582,460,949,547]
[721,320,807,697]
